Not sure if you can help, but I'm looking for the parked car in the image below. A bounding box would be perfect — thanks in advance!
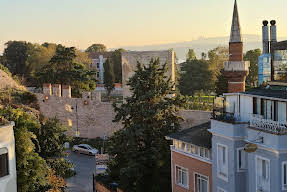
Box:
[72,144,98,155]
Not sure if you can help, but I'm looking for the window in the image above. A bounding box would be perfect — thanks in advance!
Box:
[97,72,100,78]
[217,144,228,181]
[96,63,100,68]
[194,173,209,192]
[282,162,287,190]
[176,165,188,188]
[237,148,247,171]
[0,150,9,178]
[256,156,270,192]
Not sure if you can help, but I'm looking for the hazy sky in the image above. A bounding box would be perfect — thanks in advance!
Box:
[0,0,286,52]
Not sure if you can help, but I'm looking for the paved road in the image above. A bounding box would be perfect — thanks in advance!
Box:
[66,150,96,192]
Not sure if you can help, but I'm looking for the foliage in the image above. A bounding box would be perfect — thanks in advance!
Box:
[244,49,261,87]
[35,118,70,158]
[46,158,76,179]
[179,59,213,95]
[35,44,97,97]
[186,49,196,61]
[107,58,187,192]
[2,41,31,76]
[74,49,92,69]
[208,46,229,87]
[0,87,73,191]
[104,58,115,96]
[45,169,66,192]
[110,49,125,83]
[0,63,12,77]
[85,44,107,55]
[215,69,228,95]
[0,107,49,192]
[184,94,214,111]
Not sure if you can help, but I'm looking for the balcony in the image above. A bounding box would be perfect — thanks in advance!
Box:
[249,114,287,135]
[212,111,240,124]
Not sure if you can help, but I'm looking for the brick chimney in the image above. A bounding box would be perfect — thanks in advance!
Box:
[224,0,249,93]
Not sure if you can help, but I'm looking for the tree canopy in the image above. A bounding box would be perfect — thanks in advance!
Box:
[244,49,261,87]
[106,58,187,192]
[85,44,107,55]
[104,58,115,96]
[35,44,97,97]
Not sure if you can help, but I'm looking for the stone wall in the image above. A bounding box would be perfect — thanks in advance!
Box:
[37,84,121,138]
[122,50,175,98]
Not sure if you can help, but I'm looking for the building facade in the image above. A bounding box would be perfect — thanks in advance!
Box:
[211,83,287,192]
[0,122,17,192]
[168,122,212,192]
[90,52,112,84]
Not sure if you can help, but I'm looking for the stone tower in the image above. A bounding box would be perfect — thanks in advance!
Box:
[224,0,249,93]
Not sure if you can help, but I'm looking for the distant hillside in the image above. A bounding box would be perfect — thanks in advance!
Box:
[120,35,287,62]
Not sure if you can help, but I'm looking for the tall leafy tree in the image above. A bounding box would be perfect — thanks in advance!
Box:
[0,107,49,192]
[110,48,125,83]
[3,41,31,76]
[107,58,187,192]
[179,59,213,95]
[36,45,96,97]
[186,49,196,61]
[244,49,261,87]
[104,58,115,96]
[208,46,229,88]
[85,44,107,56]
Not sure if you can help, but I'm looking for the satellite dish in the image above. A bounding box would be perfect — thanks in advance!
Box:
[244,143,258,153]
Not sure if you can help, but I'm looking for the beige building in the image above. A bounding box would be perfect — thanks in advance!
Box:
[0,122,17,192]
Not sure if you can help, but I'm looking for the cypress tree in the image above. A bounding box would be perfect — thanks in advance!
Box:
[104,58,115,96]
[107,58,187,192]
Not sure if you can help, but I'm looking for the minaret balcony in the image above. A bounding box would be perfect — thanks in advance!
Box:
[224,61,250,72]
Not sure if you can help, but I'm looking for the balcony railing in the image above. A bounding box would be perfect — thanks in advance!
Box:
[249,114,287,135]
[212,111,240,123]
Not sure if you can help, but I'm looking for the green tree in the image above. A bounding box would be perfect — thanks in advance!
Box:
[36,45,97,97]
[244,49,261,87]
[110,48,125,83]
[208,46,229,88]
[104,58,115,96]
[179,59,213,95]
[107,58,187,192]
[0,107,49,192]
[85,44,107,56]
[3,41,31,76]
[215,69,228,95]
[186,49,196,61]
[36,117,69,158]
[74,49,92,69]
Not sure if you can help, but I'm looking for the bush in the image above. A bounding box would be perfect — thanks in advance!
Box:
[46,158,76,179]
[0,64,12,77]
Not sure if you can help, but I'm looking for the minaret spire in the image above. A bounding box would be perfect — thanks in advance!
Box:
[224,0,249,93]
[230,0,242,43]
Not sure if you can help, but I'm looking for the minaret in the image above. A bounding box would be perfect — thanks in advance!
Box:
[224,0,249,93]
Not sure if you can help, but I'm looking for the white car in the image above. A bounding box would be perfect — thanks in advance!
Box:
[72,144,98,155]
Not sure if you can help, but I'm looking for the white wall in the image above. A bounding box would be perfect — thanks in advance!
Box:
[0,123,17,192]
